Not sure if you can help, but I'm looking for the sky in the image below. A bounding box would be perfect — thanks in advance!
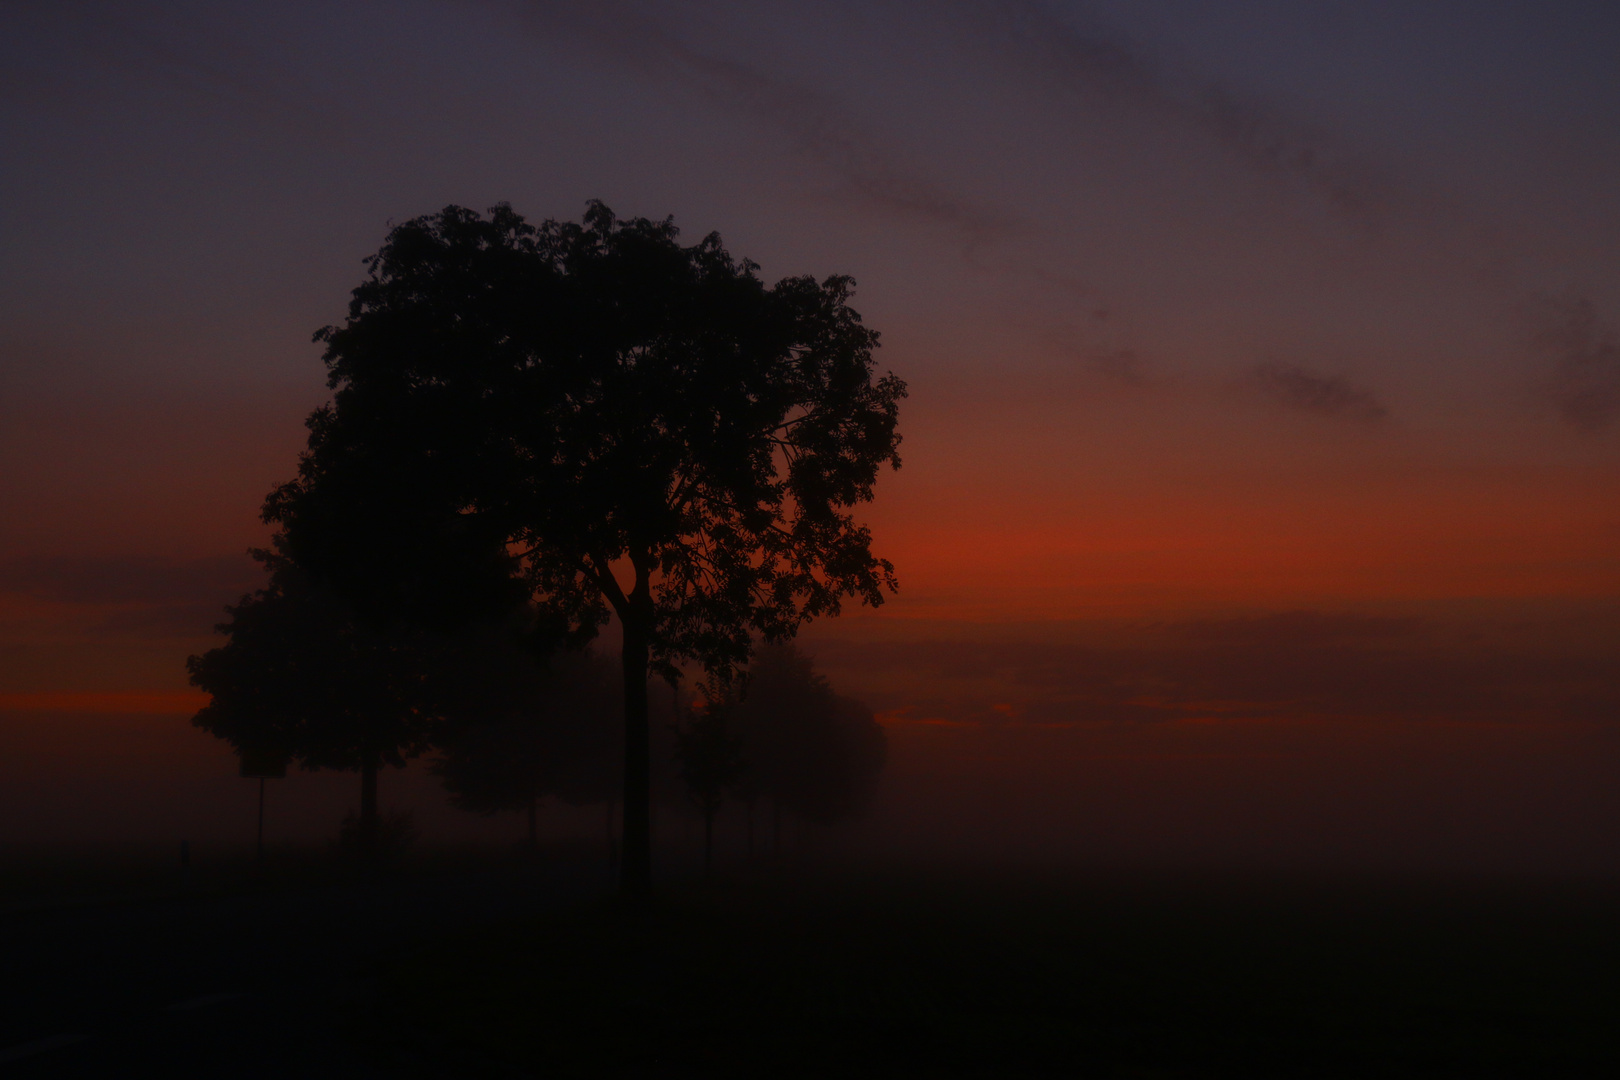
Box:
[4,1,1620,866]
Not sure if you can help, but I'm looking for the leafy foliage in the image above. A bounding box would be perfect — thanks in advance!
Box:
[264,201,906,680]
[186,549,436,774]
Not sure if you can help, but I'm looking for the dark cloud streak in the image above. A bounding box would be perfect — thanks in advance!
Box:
[1531,295,1620,432]
[1086,347,1149,385]
[0,554,258,608]
[1252,362,1389,423]
[964,0,1391,219]
[5,3,339,133]
[813,608,1620,729]
[488,0,1012,239]
[1171,610,1418,646]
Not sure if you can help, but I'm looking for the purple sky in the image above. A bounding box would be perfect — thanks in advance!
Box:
[4,2,1620,863]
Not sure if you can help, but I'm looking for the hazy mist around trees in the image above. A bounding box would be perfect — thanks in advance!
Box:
[241,201,903,892]
[190,550,884,871]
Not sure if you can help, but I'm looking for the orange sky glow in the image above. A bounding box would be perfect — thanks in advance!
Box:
[4,2,1620,866]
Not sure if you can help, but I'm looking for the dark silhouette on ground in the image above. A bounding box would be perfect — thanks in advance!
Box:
[430,649,621,848]
[733,643,887,852]
[263,201,905,896]
[671,688,746,874]
[0,845,603,1077]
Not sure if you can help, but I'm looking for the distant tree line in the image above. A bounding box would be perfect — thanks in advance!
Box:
[187,200,901,885]
[672,644,886,872]
[188,560,884,863]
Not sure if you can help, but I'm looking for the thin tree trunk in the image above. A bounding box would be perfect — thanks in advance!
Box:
[527,791,538,849]
[359,757,379,859]
[745,799,755,861]
[772,798,782,860]
[620,615,652,897]
[704,808,715,877]
[256,777,266,863]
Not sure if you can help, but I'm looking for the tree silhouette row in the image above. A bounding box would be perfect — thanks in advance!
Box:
[189,201,903,888]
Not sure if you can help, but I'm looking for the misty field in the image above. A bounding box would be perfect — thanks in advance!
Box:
[368,867,1620,1078]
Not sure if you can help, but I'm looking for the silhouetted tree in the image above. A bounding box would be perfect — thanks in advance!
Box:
[672,690,746,874]
[780,694,885,826]
[187,550,439,857]
[265,202,905,895]
[431,648,620,846]
[733,644,886,851]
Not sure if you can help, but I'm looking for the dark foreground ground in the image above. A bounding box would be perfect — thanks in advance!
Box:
[4,851,1619,1077]
[375,865,1620,1079]
[0,843,606,1078]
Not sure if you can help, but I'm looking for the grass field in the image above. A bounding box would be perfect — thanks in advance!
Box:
[370,865,1620,1077]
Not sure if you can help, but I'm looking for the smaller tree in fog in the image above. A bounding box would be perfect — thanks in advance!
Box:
[188,549,446,857]
[431,649,620,847]
[672,689,747,874]
[733,643,886,853]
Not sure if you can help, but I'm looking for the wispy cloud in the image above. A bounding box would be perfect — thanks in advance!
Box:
[1530,295,1620,432]
[966,0,1391,219]
[1171,610,1419,647]
[811,607,1620,728]
[0,554,260,639]
[0,554,258,608]
[1251,362,1389,423]
[1086,347,1150,385]
[6,3,342,135]
[491,0,1012,239]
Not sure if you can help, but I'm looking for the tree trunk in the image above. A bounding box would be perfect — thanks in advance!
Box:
[620,615,652,897]
[526,791,538,850]
[256,777,266,863]
[359,757,379,859]
[704,808,715,877]
[772,798,782,860]
[745,798,755,861]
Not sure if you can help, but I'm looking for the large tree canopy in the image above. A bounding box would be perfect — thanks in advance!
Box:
[266,201,905,893]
